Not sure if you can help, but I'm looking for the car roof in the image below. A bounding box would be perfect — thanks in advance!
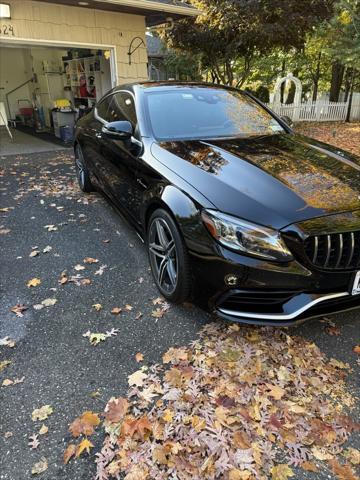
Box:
[111,81,243,94]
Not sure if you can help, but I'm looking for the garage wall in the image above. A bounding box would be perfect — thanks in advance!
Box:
[0,0,149,84]
[0,47,32,118]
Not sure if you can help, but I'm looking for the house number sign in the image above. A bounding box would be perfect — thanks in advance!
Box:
[0,23,15,35]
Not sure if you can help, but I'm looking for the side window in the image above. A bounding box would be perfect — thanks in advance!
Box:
[108,92,137,126]
[96,96,112,122]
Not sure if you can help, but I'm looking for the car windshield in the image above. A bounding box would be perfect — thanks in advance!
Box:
[145,87,285,141]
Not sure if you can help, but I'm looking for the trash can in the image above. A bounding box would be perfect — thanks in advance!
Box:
[60,125,74,143]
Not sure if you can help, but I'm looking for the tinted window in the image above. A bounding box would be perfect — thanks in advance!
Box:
[108,92,137,126]
[96,96,112,121]
[145,87,285,141]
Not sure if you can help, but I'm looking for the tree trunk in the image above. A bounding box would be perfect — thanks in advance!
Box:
[329,61,345,102]
[344,67,353,102]
[346,69,355,122]
[312,51,322,102]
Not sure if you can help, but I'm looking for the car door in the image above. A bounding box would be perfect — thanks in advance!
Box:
[97,91,141,219]
[80,95,113,194]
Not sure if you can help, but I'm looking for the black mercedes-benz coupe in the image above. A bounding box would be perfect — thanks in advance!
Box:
[74,82,360,326]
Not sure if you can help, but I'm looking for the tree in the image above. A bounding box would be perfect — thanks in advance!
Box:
[164,0,335,86]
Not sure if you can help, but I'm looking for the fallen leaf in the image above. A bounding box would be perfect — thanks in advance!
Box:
[266,384,286,400]
[28,434,40,449]
[128,370,148,387]
[125,304,133,311]
[325,325,341,336]
[0,336,16,347]
[32,405,53,421]
[27,278,41,288]
[76,438,94,457]
[111,307,122,315]
[301,461,318,472]
[104,397,129,423]
[0,228,10,234]
[2,379,13,387]
[135,352,144,363]
[69,411,100,437]
[44,224,57,231]
[92,303,102,311]
[29,250,40,257]
[41,298,57,307]
[0,360,11,372]
[83,257,99,264]
[353,345,360,355]
[63,444,77,464]
[43,246,52,253]
[329,458,358,480]
[38,425,48,435]
[74,264,85,271]
[31,457,48,475]
[270,464,294,480]
[10,303,28,317]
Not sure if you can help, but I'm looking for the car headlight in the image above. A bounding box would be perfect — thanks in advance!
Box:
[201,209,293,261]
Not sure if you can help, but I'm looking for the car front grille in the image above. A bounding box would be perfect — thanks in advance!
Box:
[304,231,360,270]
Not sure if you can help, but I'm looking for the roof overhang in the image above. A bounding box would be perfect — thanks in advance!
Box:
[34,0,199,26]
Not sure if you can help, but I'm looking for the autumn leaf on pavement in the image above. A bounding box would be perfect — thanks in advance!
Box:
[329,458,359,480]
[41,298,57,307]
[38,425,48,435]
[83,257,99,264]
[83,332,107,345]
[63,444,77,464]
[266,383,286,400]
[121,416,152,440]
[76,438,94,457]
[27,278,41,288]
[29,250,39,257]
[28,434,40,449]
[0,336,16,347]
[104,397,129,423]
[353,345,360,355]
[301,461,318,472]
[31,457,48,475]
[162,347,188,364]
[0,360,11,373]
[125,304,133,311]
[32,405,53,421]
[92,303,102,311]
[151,308,165,318]
[69,411,100,437]
[74,264,85,271]
[270,464,294,480]
[135,352,144,362]
[111,307,122,315]
[128,369,148,387]
[10,304,28,317]
[152,297,164,305]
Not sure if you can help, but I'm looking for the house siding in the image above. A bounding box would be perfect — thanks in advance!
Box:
[0,0,149,84]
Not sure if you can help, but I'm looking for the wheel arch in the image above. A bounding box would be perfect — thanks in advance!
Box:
[143,185,201,245]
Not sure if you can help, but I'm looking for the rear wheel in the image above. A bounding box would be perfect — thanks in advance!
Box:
[147,209,191,304]
[75,144,94,193]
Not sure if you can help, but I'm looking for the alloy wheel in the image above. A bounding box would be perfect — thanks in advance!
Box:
[75,148,85,188]
[148,217,178,294]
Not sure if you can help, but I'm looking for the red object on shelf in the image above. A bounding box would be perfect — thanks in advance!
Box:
[19,107,33,116]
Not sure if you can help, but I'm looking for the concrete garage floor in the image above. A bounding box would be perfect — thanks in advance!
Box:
[0,128,66,156]
[0,151,359,479]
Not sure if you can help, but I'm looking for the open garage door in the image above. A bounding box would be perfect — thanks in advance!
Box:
[0,42,116,155]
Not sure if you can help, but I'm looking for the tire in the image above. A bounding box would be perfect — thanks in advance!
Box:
[74,143,94,193]
[147,208,191,304]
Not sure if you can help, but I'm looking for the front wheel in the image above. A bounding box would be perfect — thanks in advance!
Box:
[147,209,191,304]
[75,144,94,193]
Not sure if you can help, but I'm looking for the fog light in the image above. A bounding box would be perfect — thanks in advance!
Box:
[225,274,238,286]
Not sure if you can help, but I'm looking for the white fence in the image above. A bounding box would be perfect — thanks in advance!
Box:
[266,99,360,122]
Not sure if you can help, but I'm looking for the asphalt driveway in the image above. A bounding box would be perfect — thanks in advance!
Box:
[0,151,359,479]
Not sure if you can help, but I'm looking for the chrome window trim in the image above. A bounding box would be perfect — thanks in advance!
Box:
[217,291,349,320]
[94,89,137,125]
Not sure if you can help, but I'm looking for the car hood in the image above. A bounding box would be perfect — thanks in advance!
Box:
[151,133,360,229]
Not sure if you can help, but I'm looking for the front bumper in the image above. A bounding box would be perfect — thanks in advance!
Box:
[189,245,360,326]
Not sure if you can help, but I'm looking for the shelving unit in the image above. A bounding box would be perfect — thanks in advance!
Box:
[63,55,111,107]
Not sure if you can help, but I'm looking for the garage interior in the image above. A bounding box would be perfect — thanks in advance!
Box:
[0,44,113,155]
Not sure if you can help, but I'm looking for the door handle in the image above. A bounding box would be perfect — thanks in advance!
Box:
[136,178,148,189]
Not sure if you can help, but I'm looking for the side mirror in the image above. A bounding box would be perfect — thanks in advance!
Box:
[280,115,293,128]
[102,120,133,140]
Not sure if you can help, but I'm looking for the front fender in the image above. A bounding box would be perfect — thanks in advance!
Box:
[141,185,213,253]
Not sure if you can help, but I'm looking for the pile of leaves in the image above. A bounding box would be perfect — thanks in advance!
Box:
[295,122,360,156]
[65,323,359,479]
